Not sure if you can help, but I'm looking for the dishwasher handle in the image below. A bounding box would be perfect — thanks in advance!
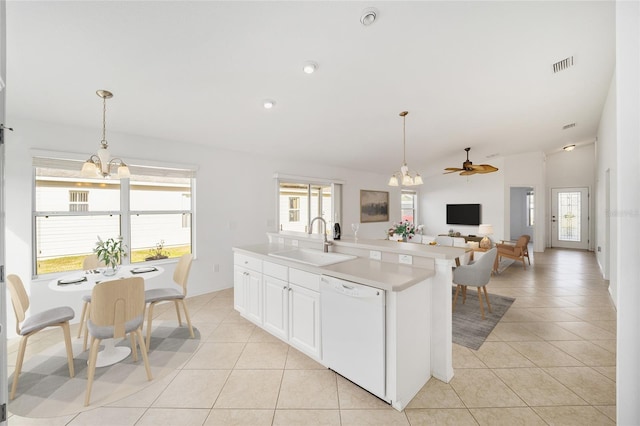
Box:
[322,277,382,298]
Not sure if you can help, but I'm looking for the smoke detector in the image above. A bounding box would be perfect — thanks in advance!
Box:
[360,8,378,26]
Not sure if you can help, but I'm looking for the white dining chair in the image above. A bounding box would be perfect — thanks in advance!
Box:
[144,253,195,349]
[452,237,471,265]
[7,274,75,400]
[85,276,152,406]
[78,254,106,349]
[435,235,454,246]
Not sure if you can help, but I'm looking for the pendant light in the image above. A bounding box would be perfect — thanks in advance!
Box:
[388,111,423,187]
[81,90,130,178]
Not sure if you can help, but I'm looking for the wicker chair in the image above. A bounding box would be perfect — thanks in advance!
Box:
[496,235,531,270]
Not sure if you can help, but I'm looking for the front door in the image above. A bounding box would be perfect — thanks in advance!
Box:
[551,187,590,249]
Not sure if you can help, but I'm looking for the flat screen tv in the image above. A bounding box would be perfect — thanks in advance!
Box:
[446,204,481,226]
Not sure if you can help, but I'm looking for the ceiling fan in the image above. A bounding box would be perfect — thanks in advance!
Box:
[444,147,499,176]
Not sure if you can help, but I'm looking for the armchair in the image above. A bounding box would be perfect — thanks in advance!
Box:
[496,235,531,270]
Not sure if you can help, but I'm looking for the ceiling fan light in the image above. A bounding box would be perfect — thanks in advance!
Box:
[388,176,399,186]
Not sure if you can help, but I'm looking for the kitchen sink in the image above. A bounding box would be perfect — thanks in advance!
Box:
[268,248,357,267]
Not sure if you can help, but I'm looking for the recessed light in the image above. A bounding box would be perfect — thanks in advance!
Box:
[563,144,576,151]
[360,7,378,26]
[303,61,318,74]
[263,100,276,109]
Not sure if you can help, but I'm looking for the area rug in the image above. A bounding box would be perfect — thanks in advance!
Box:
[495,258,515,273]
[452,289,514,350]
[8,325,200,418]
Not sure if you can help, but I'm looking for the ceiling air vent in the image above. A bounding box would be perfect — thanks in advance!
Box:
[553,56,574,73]
[562,123,576,130]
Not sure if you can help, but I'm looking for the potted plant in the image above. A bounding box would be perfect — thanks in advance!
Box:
[94,236,127,276]
[145,240,169,261]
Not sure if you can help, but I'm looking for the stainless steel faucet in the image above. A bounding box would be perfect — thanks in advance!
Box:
[309,216,332,253]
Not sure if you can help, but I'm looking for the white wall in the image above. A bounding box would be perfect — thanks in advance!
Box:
[595,76,617,285]
[615,1,640,423]
[3,117,394,337]
[419,157,505,243]
[546,143,596,250]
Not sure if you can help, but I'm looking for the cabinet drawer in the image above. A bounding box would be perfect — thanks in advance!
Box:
[234,253,262,272]
[289,268,320,292]
[263,261,288,281]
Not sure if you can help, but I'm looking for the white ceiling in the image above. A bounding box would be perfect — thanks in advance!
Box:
[6,1,615,177]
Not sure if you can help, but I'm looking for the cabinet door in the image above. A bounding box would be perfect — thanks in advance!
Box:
[233,266,248,314]
[245,269,263,325]
[263,275,288,340]
[289,283,321,359]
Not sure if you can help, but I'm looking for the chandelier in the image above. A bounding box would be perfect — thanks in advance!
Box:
[81,90,130,178]
[388,111,423,186]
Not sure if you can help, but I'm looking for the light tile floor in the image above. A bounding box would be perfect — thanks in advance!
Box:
[6,248,616,425]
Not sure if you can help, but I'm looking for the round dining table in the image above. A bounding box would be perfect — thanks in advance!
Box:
[48,264,164,367]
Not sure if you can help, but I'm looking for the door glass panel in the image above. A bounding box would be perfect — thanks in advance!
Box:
[558,191,581,241]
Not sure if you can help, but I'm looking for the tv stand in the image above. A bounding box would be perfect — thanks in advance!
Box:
[439,234,483,243]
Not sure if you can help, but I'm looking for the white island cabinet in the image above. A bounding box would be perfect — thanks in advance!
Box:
[288,268,321,359]
[237,254,322,361]
[233,242,449,412]
[262,264,289,341]
[233,253,262,324]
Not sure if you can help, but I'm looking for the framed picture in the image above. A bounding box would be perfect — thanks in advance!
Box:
[360,190,389,223]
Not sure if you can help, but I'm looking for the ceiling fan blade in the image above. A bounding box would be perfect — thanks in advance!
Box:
[443,168,464,174]
[460,170,476,176]
[467,164,486,170]
[475,164,499,173]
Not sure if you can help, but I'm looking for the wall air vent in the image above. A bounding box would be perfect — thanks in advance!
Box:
[562,123,576,130]
[553,56,574,73]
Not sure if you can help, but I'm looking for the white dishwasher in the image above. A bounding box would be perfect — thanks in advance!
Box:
[320,275,386,400]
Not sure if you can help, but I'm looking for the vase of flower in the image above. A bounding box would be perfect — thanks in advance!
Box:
[94,236,127,276]
[390,220,416,242]
[103,264,119,276]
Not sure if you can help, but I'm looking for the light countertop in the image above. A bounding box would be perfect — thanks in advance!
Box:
[233,243,436,292]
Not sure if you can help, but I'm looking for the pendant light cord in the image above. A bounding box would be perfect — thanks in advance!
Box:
[402,113,406,165]
[101,95,108,148]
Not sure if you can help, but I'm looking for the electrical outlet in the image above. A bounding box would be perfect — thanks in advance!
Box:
[291,239,299,247]
[597,246,601,252]
[370,250,382,260]
[399,254,413,265]
[213,264,220,273]
[277,237,285,244]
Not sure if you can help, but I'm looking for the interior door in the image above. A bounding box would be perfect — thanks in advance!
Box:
[551,188,589,249]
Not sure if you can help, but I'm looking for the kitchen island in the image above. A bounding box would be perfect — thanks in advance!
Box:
[233,234,466,411]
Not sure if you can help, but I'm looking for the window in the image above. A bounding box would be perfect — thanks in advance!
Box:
[288,197,300,222]
[526,191,535,227]
[33,157,195,276]
[277,177,341,235]
[69,190,89,212]
[401,190,417,223]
